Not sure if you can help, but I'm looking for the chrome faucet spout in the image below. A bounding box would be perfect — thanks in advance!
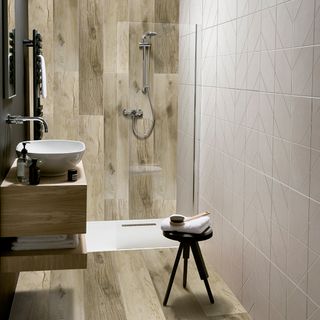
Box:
[6,114,49,133]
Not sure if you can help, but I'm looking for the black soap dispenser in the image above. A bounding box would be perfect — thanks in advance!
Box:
[29,159,41,185]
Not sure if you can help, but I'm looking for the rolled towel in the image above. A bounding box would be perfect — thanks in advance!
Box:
[11,235,79,251]
[17,235,67,243]
[39,54,47,98]
[161,216,211,234]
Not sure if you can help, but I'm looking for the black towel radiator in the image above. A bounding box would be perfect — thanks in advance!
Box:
[23,29,44,140]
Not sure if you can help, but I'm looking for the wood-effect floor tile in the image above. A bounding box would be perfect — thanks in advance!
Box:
[9,249,250,320]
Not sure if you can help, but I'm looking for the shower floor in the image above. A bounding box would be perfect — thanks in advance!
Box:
[86,219,177,252]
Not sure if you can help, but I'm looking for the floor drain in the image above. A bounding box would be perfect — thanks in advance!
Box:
[121,223,157,227]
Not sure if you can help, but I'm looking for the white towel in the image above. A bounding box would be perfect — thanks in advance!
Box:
[12,235,79,251]
[161,216,211,234]
[17,235,68,243]
[39,54,47,98]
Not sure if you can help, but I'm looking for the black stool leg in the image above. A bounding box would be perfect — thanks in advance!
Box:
[183,243,190,288]
[163,243,183,306]
[191,242,214,304]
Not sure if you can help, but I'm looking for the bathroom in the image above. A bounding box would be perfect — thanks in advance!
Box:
[1,0,320,319]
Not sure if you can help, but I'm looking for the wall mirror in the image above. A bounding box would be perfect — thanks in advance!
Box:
[3,0,16,99]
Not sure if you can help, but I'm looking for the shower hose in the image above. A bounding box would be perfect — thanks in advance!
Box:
[132,90,155,140]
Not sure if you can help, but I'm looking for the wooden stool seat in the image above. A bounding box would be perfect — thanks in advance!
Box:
[162,227,214,306]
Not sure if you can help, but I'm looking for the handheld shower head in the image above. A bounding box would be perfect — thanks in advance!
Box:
[141,31,158,43]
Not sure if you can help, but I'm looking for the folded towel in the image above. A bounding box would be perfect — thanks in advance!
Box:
[161,216,211,234]
[17,235,67,243]
[12,235,79,251]
[39,54,47,98]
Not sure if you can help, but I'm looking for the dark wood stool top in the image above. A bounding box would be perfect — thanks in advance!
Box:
[163,227,213,242]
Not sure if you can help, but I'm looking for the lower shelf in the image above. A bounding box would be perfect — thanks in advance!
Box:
[0,234,87,272]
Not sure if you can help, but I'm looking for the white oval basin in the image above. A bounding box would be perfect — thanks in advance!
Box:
[16,140,86,176]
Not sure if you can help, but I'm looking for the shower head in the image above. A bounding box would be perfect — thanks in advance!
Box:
[141,31,158,43]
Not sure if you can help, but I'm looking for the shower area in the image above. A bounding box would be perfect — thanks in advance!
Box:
[27,0,197,223]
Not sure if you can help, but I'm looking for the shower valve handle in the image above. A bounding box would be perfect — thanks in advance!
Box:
[123,108,144,119]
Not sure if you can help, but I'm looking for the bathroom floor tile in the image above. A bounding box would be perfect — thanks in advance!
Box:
[9,249,250,320]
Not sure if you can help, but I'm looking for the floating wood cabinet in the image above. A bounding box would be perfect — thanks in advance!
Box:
[0,161,87,272]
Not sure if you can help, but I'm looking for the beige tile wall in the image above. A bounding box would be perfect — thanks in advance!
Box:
[179,0,320,319]
[28,0,179,220]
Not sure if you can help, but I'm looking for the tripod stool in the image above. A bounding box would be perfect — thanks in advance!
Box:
[162,227,214,306]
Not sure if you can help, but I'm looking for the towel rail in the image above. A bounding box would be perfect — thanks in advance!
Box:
[23,29,44,140]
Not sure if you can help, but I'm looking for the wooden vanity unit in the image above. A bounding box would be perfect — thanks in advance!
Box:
[0,161,87,272]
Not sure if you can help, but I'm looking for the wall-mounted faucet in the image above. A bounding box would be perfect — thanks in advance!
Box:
[6,114,49,133]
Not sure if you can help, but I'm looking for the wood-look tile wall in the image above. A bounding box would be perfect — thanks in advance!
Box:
[28,0,179,220]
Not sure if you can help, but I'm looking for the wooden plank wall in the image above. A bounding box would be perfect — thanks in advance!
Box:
[29,0,179,221]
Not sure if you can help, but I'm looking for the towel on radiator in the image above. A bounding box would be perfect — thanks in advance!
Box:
[39,54,47,98]
[160,216,211,234]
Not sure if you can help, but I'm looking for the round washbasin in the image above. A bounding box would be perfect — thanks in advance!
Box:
[16,140,86,176]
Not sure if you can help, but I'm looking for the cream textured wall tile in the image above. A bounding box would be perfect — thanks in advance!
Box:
[261,6,276,51]
[202,57,217,87]
[310,149,320,202]
[218,21,236,56]
[180,0,320,316]
[262,0,276,10]
[189,0,202,25]
[248,0,261,14]
[289,143,310,195]
[236,53,248,90]
[308,256,320,306]
[292,47,313,96]
[247,12,261,52]
[237,16,248,54]
[288,189,309,245]
[309,199,320,255]
[275,49,292,94]
[247,52,260,90]
[292,0,315,47]
[315,0,320,45]
[312,99,320,150]
[287,282,307,320]
[313,47,320,97]
[218,0,237,24]
[270,255,288,315]
[276,1,294,49]
[287,234,308,289]
[238,0,249,18]
[273,137,290,185]
[217,55,236,88]
[203,0,218,28]
[260,50,275,93]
